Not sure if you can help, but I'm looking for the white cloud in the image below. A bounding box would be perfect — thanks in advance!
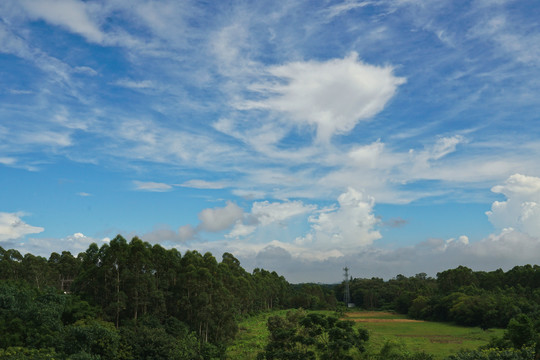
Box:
[324,1,373,20]
[226,199,316,239]
[0,157,17,166]
[486,174,540,237]
[348,140,386,168]
[241,53,406,142]
[179,179,226,189]
[19,0,105,43]
[411,135,465,169]
[140,224,197,244]
[77,192,92,197]
[17,232,109,257]
[227,222,258,238]
[251,200,316,226]
[140,177,540,282]
[304,187,382,249]
[198,202,244,232]
[8,89,33,94]
[469,11,540,67]
[0,22,71,82]
[425,135,464,161]
[231,189,266,200]
[133,181,173,192]
[114,79,155,89]
[0,212,44,242]
[223,189,381,261]
[74,66,98,76]
[111,118,236,168]
[23,130,73,147]
[178,225,197,242]
[169,226,540,283]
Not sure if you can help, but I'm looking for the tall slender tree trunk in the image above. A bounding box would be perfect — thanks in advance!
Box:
[116,266,120,328]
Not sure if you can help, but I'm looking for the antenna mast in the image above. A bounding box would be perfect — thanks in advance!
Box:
[343,267,351,306]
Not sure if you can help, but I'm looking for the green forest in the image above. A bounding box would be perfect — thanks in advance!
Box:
[1,235,540,359]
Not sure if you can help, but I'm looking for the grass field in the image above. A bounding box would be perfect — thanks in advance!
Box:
[226,310,504,359]
[345,311,504,359]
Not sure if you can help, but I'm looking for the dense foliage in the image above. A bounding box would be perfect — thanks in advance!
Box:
[0,235,335,359]
[257,310,369,360]
[334,265,540,359]
[3,237,540,359]
[336,265,540,330]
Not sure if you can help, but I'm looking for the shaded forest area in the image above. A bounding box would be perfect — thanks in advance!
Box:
[1,235,540,359]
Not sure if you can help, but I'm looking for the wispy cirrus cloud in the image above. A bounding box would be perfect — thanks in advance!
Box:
[133,181,173,192]
[178,180,227,189]
[114,79,156,89]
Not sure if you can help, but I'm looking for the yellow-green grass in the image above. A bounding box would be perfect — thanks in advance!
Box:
[226,310,288,360]
[346,311,504,359]
[226,310,504,360]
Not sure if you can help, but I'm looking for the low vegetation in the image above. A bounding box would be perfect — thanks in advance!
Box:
[228,311,504,360]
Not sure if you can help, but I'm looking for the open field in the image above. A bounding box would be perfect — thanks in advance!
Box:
[226,310,505,359]
[345,311,503,359]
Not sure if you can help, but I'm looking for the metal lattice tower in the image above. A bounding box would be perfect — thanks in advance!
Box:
[343,267,351,305]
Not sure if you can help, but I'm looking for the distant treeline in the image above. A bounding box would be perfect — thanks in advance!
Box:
[336,265,540,329]
[0,235,336,359]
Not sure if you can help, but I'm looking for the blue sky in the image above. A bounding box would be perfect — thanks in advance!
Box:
[2,0,540,282]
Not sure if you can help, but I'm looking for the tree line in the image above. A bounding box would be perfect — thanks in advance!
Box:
[0,235,336,359]
[334,265,540,359]
[335,265,540,330]
[3,235,540,359]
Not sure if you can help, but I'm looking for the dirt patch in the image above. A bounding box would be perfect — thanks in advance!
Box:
[350,318,424,323]
[345,311,396,318]
[430,339,463,344]
[343,312,423,323]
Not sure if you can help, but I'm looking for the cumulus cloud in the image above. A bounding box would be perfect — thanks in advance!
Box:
[235,229,537,282]
[220,189,382,266]
[486,174,540,237]
[198,202,244,232]
[241,53,406,142]
[300,187,382,250]
[178,224,197,242]
[140,224,199,245]
[143,202,246,244]
[150,177,540,283]
[348,140,386,168]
